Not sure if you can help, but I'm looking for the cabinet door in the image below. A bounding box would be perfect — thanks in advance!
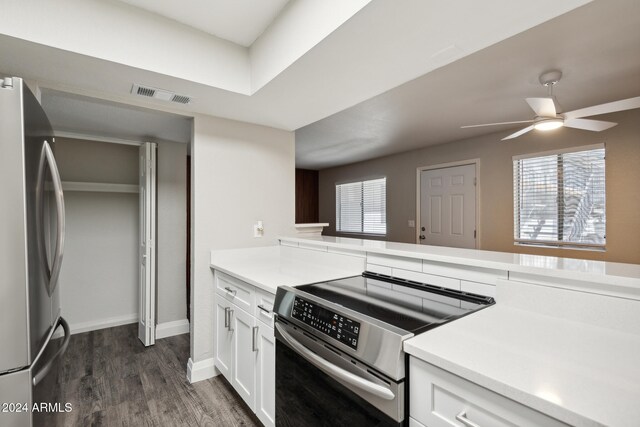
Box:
[255,323,275,427]
[232,306,257,411]
[410,357,566,427]
[214,298,233,380]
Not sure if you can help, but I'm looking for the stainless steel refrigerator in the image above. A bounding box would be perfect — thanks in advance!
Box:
[0,77,70,427]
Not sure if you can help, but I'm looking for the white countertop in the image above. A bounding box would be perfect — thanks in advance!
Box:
[212,238,640,425]
[404,281,640,427]
[210,245,364,294]
[279,235,640,292]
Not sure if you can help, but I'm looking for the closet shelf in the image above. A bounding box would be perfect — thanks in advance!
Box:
[61,181,139,193]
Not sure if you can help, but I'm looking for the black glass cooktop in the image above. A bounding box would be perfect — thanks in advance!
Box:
[295,272,493,334]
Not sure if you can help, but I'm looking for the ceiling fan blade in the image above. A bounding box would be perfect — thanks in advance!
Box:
[502,125,535,140]
[563,118,617,132]
[461,120,533,129]
[526,97,557,117]
[564,96,640,120]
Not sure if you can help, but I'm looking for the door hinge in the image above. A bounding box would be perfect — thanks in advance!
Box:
[474,230,477,238]
[474,177,477,186]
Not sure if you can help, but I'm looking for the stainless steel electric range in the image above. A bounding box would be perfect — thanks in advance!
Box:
[273,271,494,427]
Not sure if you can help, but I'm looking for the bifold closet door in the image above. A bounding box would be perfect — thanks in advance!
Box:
[138,142,157,347]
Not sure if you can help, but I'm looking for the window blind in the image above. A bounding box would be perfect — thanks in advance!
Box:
[336,178,386,235]
[513,146,605,248]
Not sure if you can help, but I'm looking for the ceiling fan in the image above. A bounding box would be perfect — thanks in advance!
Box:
[462,70,640,140]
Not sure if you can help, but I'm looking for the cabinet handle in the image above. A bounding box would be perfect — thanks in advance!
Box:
[224,307,230,328]
[456,411,482,427]
[224,286,236,295]
[257,304,271,314]
[252,326,259,352]
[227,309,234,332]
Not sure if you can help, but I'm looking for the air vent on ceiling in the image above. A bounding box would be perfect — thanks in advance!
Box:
[171,94,191,104]
[136,86,155,97]
[131,84,192,105]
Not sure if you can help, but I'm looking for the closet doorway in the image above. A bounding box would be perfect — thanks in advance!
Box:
[41,88,192,347]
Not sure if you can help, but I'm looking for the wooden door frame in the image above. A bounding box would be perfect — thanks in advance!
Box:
[416,159,481,248]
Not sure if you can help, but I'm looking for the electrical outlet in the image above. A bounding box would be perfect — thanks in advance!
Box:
[408,220,415,228]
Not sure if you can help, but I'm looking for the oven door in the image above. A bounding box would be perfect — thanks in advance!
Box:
[275,319,404,427]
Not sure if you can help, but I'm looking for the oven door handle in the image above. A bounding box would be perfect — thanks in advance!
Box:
[275,323,395,401]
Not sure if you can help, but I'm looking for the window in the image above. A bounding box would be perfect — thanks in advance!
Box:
[336,178,386,235]
[513,145,605,249]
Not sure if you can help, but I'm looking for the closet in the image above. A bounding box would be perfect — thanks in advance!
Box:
[54,137,141,333]
[54,135,190,342]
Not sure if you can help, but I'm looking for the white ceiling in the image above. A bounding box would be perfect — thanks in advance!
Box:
[41,90,192,144]
[114,0,290,47]
[295,0,640,169]
[0,0,589,133]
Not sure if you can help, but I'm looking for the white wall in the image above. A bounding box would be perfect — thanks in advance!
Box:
[157,141,188,324]
[249,0,371,91]
[55,139,140,332]
[190,114,295,364]
[1,0,249,94]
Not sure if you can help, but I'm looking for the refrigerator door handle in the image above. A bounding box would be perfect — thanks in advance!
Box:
[32,317,70,387]
[36,141,66,296]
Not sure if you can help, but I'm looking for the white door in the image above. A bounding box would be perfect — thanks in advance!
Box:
[138,142,157,346]
[419,164,476,248]
[232,307,257,411]
[255,323,276,427]
[214,298,233,379]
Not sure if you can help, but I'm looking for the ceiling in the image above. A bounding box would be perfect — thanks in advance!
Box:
[0,0,589,132]
[295,0,640,169]
[114,0,290,47]
[41,90,192,144]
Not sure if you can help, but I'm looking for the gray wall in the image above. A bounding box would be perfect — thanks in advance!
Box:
[55,138,139,330]
[157,141,187,323]
[319,109,640,264]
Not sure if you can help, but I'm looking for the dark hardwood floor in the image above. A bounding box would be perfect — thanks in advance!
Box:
[52,323,261,427]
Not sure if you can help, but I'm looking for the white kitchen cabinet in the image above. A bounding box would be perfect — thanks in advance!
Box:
[213,271,275,426]
[214,297,233,379]
[255,322,276,427]
[255,288,275,328]
[217,271,255,313]
[231,305,258,410]
[410,357,567,427]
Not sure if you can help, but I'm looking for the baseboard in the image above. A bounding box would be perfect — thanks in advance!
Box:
[57,314,139,337]
[187,357,218,383]
[156,319,190,339]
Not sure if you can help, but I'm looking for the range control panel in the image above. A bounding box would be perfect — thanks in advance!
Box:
[291,297,360,350]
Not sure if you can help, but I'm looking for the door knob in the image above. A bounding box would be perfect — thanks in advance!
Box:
[419,235,425,240]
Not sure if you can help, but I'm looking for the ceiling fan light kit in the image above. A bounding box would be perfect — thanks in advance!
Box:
[533,117,563,131]
[461,70,640,140]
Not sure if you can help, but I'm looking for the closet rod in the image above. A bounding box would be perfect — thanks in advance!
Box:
[62,181,139,194]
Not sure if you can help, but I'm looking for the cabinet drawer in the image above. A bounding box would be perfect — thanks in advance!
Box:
[255,289,275,328]
[410,357,567,427]
[216,272,255,314]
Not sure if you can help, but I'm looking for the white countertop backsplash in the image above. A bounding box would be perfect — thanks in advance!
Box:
[278,235,640,293]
